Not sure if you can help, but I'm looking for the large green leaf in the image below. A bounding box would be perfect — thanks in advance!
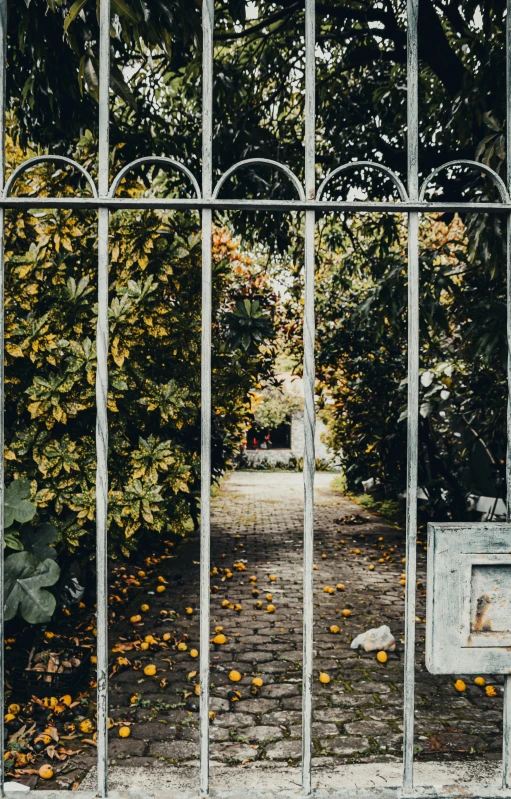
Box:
[4,552,60,624]
[4,479,36,529]
[20,523,58,562]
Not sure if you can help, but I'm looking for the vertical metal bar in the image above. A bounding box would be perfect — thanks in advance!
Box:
[302,0,315,795]
[503,0,511,788]
[200,0,213,795]
[402,0,419,792]
[96,0,110,795]
[0,1,6,795]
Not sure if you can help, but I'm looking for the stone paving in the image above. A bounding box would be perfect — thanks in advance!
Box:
[75,472,504,788]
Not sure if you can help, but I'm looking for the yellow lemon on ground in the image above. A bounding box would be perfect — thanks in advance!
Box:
[474,676,486,687]
[130,614,142,623]
[213,634,227,645]
[38,765,54,780]
[368,565,375,571]
[265,593,273,601]
[80,719,94,733]
[178,642,187,651]
[140,642,149,651]
[341,609,351,617]
[156,585,166,593]
[329,625,340,634]
[4,714,15,723]
[163,633,171,641]
[190,649,199,658]
[252,677,263,687]
[336,584,345,591]
[454,679,466,692]
[118,726,131,738]
[221,599,230,608]
[376,651,388,664]
[186,607,194,615]
[144,664,157,676]
[145,635,156,644]
[486,685,498,697]
[267,604,276,613]
[229,670,242,682]
[269,575,277,582]
[141,604,149,612]
[59,696,72,707]
[138,571,146,578]
[319,672,331,684]
[8,704,20,715]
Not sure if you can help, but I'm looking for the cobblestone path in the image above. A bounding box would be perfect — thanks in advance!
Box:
[102,472,503,779]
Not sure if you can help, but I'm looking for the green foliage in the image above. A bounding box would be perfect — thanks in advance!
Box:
[4,135,276,562]
[4,551,60,625]
[251,387,302,431]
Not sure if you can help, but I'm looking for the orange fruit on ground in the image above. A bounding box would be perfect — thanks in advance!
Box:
[156,585,166,593]
[336,584,345,591]
[266,604,276,613]
[130,615,142,623]
[319,672,331,684]
[38,765,54,780]
[118,726,131,738]
[329,625,340,634]
[177,642,187,651]
[140,642,149,651]
[486,685,498,697]
[190,649,199,658]
[144,664,157,676]
[341,609,351,617]
[229,670,242,682]
[474,676,485,687]
[265,593,273,601]
[376,651,388,663]
[252,677,263,687]
[194,684,200,696]
[454,679,466,692]
[269,575,277,581]
[221,599,230,608]
[163,633,171,642]
[141,604,149,612]
[186,607,193,615]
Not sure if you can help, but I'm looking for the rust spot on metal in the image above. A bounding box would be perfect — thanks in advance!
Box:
[473,593,493,632]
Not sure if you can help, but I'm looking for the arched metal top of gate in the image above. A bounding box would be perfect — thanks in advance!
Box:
[0,1,511,799]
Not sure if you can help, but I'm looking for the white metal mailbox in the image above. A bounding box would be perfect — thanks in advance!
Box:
[426,523,511,675]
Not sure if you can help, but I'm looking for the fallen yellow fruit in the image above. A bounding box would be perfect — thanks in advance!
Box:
[59,696,72,707]
[4,714,15,723]
[269,575,277,582]
[194,684,200,696]
[141,604,149,612]
[145,634,156,644]
[144,665,157,676]
[156,585,166,593]
[486,685,498,697]
[38,765,54,780]
[329,625,340,634]
[454,679,466,692]
[178,642,188,651]
[229,670,242,682]
[376,651,388,664]
[8,704,20,715]
[213,634,227,645]
[267,604,276,613]
[341,609,351,617]
[163,633,171,641]
[140,642,149,651]
[190,649,199,658]
[79,719,94,733]
[321,553,327,559]
[130,614,142,624]
[368,565,375,571]
[186,607,194,615]
[265,593,273,601]
[118,726,131,738]
[319,672,331,684]
[474,676,486,687]
[221,599,230,608]
[252,677,263,687]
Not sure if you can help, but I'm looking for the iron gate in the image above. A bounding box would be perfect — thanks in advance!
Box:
[0,0,511,797]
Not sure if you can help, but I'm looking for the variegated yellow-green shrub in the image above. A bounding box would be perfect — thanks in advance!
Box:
[4,130,276,578]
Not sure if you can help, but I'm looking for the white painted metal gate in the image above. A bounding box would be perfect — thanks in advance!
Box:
[1,0,511,797]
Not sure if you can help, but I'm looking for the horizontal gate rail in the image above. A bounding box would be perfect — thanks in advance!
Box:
[0,0,510,797]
